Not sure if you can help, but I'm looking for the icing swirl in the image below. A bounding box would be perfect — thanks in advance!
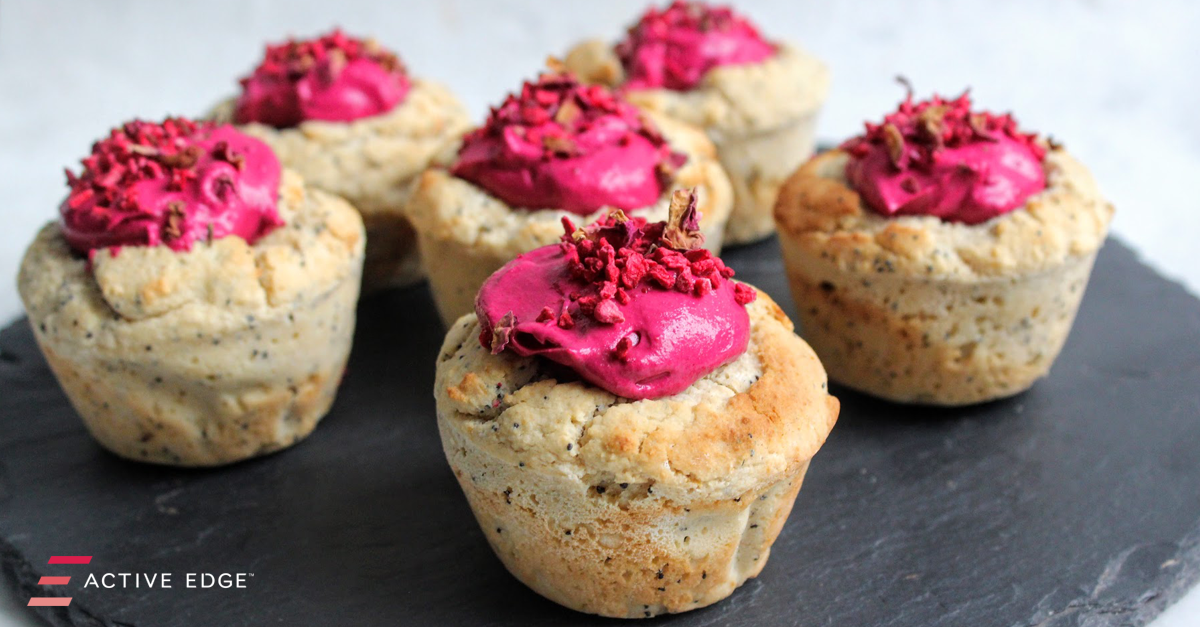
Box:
[616,1,776,91]
[452,72,685,215]
[234,29,410,128]
[60,118,283,256]
[476,190,755,399]
[842,90,1048,225]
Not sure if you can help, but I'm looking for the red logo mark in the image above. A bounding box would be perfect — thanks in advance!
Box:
[28,556,90,607]
[47,556,92,564]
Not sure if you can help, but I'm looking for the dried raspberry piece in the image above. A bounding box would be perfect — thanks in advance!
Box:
[841,89,1046,173]
[553,189,752,326]
[612,333,638,360]
[734,283,757,305]
[245,29,406,90]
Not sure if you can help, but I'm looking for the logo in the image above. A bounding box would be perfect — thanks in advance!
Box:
[27,554,254,607]
[28,555,90,607]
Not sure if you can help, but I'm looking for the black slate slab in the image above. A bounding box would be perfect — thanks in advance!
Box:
[2,238,1199,627]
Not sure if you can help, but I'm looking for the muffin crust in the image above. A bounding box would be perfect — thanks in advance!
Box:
[774,149,1114,404]
[434,291,838,617]
[19,171,365,464]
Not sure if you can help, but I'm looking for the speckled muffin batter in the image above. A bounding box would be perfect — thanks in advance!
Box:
[212,79,470,291]
[774,149,1113,405]
[565,40,829,245]
[434,292,839,618]
[406,110,733,327]
[19,171,365,465]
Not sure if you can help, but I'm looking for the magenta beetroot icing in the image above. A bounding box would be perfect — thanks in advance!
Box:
[234,29,410,128]
[452,72,686,215]
[476,191,755,400]
[842,91,1048,225]
[616,1,775,91]
[60,118,283,256]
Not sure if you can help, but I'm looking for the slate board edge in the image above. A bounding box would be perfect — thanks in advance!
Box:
[0,537,98,627]
[1026,526,1200,627]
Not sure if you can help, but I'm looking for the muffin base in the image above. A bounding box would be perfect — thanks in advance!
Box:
[781,235,1098,405]
[433,292,838,617]
[419,229,503,327]
[32,270,359,465]
[718,113,819,245]
[440,416,810,618]
[18,173,366,465]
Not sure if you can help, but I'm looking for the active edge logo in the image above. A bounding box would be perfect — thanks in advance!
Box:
[28,555,255,608]
[28,555,90,607]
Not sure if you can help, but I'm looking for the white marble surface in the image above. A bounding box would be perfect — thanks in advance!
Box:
[1,1,1197,625]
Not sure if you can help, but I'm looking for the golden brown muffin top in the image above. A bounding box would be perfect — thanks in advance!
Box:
[774,149,1114,280]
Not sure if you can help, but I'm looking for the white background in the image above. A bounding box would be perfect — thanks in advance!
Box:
[1,1,1198,625]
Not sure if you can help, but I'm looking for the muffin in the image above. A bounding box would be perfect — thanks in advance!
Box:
[564,1,829,245]
[774,90,1114,405]
[406,69,733,326]
[434,191,838,617]
[18,117,365,466]
[211,29,471,291]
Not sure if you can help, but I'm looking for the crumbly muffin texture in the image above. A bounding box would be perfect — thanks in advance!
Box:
[407,111,734,325]
[213,80,471,289]
[434,291,838,617]
[565,43,829,246]
[18,171,365,465]
[774,149,1114,404]
[713,115,818,244]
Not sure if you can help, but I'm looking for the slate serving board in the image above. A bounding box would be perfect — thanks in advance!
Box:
[2,237,1199,627]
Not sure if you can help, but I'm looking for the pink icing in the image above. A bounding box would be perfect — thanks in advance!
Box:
[234,29,410,128]
[842,91,1048,225]
[60,118,283,256]
[616,1,776,91]
[476,192,756,400]
[451,73,686,215]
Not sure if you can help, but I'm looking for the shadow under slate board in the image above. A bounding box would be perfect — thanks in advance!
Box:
[1,237,1198,627]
